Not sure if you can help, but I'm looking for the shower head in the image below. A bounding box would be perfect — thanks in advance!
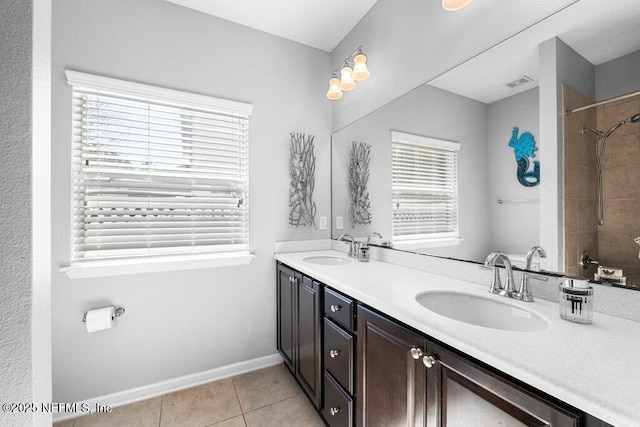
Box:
[603,112,640,138]
[580,112,640,139]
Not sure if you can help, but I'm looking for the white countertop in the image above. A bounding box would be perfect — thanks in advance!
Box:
[275,249,640,426]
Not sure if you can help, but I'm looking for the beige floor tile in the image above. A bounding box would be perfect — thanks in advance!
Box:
[160,379,242,427]
[233,364,301,413]
[208,415,246,427]
[74,397,161,427]
[53,419,76,427]
[243,395,324,427]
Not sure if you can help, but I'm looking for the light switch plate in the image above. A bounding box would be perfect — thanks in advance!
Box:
[319,216,327,230]
[335,216,343,230]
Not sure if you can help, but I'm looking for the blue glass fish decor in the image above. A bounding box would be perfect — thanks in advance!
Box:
[508,127,540,187]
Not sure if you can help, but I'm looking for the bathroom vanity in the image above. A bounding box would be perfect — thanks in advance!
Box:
[274,249,636,426]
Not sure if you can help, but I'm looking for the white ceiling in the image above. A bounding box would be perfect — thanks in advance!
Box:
[162,0,640,103]
[162,0,379,52]
[429,0,640,103]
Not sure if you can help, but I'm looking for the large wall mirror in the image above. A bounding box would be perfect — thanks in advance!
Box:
[331,0,640,286]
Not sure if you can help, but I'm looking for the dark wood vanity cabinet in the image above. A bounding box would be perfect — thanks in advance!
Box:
[276,263,321,408]
[322,287,357,427]
[425,341,581,427]
[356,305,426,427]
[276,263,298,372]
[276,262,605,426]
[356,303,581,427]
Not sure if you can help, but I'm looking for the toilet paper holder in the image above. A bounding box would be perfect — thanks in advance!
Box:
[82,306,126,323]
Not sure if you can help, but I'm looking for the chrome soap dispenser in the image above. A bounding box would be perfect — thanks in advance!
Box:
[559,278,593,324]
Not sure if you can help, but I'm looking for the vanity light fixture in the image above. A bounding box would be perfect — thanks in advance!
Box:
[326,46,370,101]
[442,0,473,11]
[340,66,357,91]
[326,73,343,100]
[352,53,371,80]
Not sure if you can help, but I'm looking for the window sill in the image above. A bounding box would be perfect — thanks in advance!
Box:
[60,252,255,279]
[392,238,463,251]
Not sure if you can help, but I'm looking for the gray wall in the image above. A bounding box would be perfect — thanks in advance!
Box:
[0,1,35,426]
[1,0,52,425]
[487,88,540,254]
[331,84,491,263]
[52,0,331,402]
[538,37,595,271]
[596,50,640,101]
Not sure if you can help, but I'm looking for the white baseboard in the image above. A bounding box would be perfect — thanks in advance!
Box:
[52,353,283,423]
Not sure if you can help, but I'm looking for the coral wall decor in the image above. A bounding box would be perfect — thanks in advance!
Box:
[349,141,372,226]
[289,132,317,228]
[508,127,540,187]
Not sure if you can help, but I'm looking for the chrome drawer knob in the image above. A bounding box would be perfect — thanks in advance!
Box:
[330,406,341,416]
[330,349,341,358]
[330,304,342,312]
[410,346,423,360]
[423,354,437,368]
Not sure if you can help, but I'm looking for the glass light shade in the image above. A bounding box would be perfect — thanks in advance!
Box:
[326,77,343,100]
[442,0,472,11]
[339,66,356,91]
[352,54,370,81]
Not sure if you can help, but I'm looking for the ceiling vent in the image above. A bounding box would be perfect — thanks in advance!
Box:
[506,75,534,88]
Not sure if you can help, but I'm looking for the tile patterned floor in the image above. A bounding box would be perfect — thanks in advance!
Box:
[53,364,325,427]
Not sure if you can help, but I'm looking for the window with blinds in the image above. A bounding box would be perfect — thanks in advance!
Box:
[391,131,460,244]
[67,71,252,262]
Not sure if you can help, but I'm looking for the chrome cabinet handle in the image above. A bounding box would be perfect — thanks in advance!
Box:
[330,304,342,312]
[410,346,423,360]
[330,406,341,416]
[423,354,438,368]
[329,349,341,358]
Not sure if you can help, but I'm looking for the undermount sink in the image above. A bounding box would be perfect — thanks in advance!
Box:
[303,256,352,265]
[415,291,548,332]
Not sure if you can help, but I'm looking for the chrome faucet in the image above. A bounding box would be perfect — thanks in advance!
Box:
[484,252,503,294]
[367,232,383,245]
[338,233,356,257]
[525,246,546,271]
[514,246,547,302]
[484,252,515,297]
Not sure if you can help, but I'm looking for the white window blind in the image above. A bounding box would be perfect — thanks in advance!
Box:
[67,71,253,262]
[391,131,460,243]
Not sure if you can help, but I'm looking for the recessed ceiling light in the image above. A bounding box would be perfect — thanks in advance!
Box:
[442,0,473,11]
[506,75,534,88]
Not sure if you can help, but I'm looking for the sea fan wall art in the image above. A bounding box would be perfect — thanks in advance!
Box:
[289,132,317,228]
[349,141,372,227]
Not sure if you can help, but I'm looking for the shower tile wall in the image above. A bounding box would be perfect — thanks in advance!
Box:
[563,85,598,278]
[597,94,640,286]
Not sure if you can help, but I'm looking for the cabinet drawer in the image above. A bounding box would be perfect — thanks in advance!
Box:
[324,318,354,394]
[324,287,354,331]
[322,371,353,427]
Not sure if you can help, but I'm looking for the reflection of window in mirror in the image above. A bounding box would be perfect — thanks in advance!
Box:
[391,131,461,250]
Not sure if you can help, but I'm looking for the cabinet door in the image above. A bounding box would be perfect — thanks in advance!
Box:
[276,263,297,372]
[425,341,581,427]
[357,305,426,427]
[297,276,322,408]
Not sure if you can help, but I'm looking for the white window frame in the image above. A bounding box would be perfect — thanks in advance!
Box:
[391,131,462,250]
[61,71,254,278]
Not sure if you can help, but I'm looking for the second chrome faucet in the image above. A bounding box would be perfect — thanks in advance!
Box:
[484,247,547,302]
